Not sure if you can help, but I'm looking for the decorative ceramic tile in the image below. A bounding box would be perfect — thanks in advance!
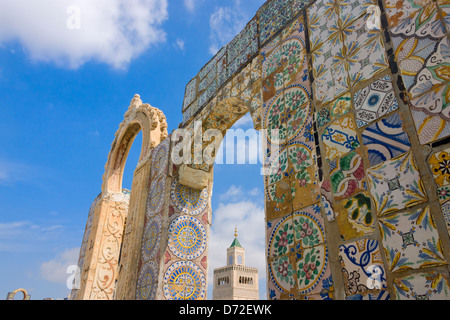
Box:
[329,149,367,200]
[429,147,450,186]
[183,78,197,111]
[437,185,450,235]
[317,106,331,128]
[163,260,206,300]
[263,92,287,145]
[354,75,400,128]
[339,239,387,297]
[346,290,390,300]
[296,244,330,296]
[320,180,336,221]
[290,166,320,211]
[388,2,447,98]
[168,215,207,260]
[410,107,450,145]
[379,206,447,272]
[343,14,389,88]
[293,204,326,249]
[267,214,294,258]
[268,255,296,296]
[287,142,316,174]
[170,179,208,216]
[329,93,351,120]
[151,137,170,179]
[362,112,412,167]
[366,151,427,216]
[141,215,162,262]
[267,147,289,186]
[299,274,334,300]
[384,0,435,28]
[337,191,375,240]
[136,260,159,300]
[322,115,361,161]
[266,178,293,220]
[146,175,166,217]
[393,272,450,300]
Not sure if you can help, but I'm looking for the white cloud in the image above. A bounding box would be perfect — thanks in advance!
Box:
[175,38,185,51]
[0,220,66,252]
[39,248,80,284]
[0,0,168,69]
[208,5,247,55]
[184,0,197,12]
[208,199,266,299]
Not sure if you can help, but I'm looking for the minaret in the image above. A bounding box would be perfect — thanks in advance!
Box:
[212,227,259,300]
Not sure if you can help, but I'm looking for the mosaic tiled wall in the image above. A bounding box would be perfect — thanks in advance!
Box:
[166,0,450,300]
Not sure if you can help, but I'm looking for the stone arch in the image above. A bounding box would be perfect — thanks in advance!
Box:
[7,288,30,300]
[102,94,168,194]
[72,94,168,300]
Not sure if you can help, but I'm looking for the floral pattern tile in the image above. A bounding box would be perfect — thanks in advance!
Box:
[296,244,331,296]
[378,206,447,272]
[362,112,412,167]
[428,147,450,187]
[366,151,427,216]
[339,239,387,297]
[293,204,326,249]
[267,214,294,259]
[322,115,361,161]
[393,272,450,300]
[354,75,400,128]
[266,178,293,220]
[290,166,320,211]
[268,255,296,297]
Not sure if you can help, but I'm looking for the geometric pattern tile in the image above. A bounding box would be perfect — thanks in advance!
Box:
[362,112,411,167]
[378,206,447,272]
[366,151,427,216]
[354,75,399,128]
[393,272,450,300]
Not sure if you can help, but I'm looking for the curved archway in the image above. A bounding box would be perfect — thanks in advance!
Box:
[72,94,168,300]
[7,288,30,300]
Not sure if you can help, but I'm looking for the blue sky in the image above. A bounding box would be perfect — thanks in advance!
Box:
[0,0,268,300]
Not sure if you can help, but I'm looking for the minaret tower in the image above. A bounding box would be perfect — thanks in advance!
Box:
[212,227,259,300]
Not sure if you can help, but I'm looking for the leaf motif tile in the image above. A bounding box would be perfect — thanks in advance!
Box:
[354,75,400,128]
[378,206,447,272]
[337,191,375,240]
[293,204,326,249]
[362,112,412,167]
[393,272,450,300]
[339,239,387,297]
[267,214,295,258]
[367,151,427,216]
[296,244,331,296]
[366,151,427,216]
